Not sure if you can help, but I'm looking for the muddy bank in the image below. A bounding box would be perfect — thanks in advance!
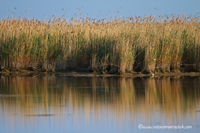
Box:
[1,66,200,78]
[1,61,200,73]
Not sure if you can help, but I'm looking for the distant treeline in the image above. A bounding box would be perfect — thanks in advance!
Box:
[0,15,200,73]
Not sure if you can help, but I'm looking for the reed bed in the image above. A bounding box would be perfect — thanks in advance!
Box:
[0,15,200,73]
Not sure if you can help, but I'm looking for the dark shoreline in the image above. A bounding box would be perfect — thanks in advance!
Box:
[1,67,200,78]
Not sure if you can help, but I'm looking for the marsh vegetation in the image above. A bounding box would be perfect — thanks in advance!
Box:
[0,15,200,74]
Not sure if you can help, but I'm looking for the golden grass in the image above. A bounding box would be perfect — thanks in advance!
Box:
[0,15,200,73]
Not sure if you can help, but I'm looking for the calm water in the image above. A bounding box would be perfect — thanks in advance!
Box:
[0,75,200,133]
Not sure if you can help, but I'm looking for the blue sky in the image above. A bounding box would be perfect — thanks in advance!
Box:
[0,0,200,20]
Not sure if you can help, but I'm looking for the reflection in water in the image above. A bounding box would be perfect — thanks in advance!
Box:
[0,76,200,133]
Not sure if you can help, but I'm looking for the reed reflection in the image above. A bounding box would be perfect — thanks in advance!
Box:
[0,76,200,128]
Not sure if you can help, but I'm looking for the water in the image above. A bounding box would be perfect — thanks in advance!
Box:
[0,75,200,133]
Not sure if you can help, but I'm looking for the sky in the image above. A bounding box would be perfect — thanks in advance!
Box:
[0,0,200,20]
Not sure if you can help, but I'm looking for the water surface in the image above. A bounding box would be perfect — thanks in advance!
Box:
[0,76,200,133]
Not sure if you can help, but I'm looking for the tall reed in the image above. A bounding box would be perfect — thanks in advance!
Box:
[0,15,199,73]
